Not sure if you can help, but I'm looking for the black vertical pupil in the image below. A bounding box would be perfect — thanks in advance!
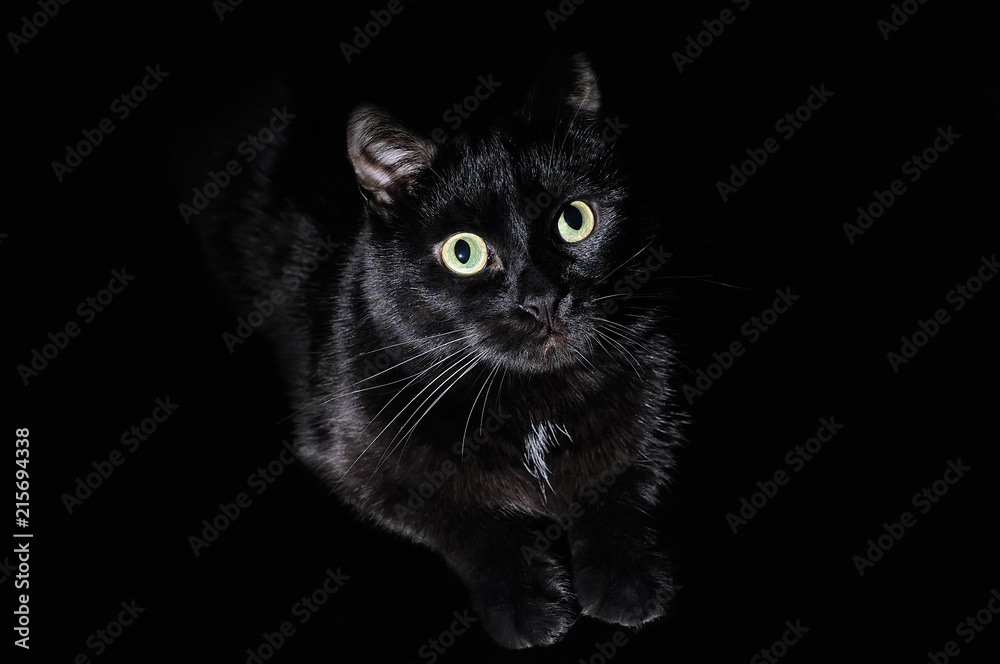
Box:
[454,239,471,264]
[563,205,583,231]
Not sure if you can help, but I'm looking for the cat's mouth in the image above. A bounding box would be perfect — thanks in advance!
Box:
[520,324,579,371]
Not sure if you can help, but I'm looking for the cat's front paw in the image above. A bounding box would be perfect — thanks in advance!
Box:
[572,546,675,627]
[469,554,578,649]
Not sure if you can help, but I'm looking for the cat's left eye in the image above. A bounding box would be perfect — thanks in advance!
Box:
[557,201,595,243]
[441,232,489,275]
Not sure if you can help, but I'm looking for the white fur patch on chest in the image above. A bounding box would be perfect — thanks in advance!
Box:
[523,420,573,495]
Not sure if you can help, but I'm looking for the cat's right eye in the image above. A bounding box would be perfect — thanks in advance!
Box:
[441,232,489,275]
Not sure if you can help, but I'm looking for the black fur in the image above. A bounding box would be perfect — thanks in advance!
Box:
[194,54,683,649]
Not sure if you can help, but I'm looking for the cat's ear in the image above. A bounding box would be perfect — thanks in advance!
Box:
[346,104,437,210]
[523,52,602,123]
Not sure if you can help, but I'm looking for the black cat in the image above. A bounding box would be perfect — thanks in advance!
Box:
[195,53,683,649]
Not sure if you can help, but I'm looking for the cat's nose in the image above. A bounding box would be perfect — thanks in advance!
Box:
[520,293,558,332]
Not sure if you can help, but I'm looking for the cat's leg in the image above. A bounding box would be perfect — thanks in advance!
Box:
[421,511,579,649]
[567,483,676,627]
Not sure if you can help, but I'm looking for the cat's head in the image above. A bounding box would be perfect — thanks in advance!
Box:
[345,54,661,377]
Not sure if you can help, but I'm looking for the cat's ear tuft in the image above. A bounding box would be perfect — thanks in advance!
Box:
[524,52,602,122]
[346,104,437,209]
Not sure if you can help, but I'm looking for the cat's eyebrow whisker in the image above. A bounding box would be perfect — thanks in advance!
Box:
[557,72,602,160]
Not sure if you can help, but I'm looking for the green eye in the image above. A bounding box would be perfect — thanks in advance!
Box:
[441,232,488,275]
[557,201,595,243]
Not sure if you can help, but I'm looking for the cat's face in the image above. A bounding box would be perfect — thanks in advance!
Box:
[347,56,657,377]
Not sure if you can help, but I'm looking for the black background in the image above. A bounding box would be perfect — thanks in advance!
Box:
[7,0,999,662]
